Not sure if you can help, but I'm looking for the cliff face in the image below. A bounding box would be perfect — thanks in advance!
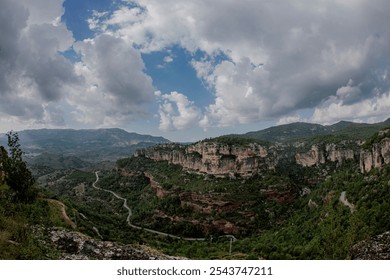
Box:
[360,138,390,172]
[135,135,390,175]
[135,142,276,177]
[295,143,357,167]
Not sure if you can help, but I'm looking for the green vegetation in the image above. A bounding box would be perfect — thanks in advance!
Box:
[2,122,390,260]
[362,126,390,149]
[202,135,269,146]
[0,132,73,259]
[81,134,390,259]
[2,132,36,202]
[237,118,390,143]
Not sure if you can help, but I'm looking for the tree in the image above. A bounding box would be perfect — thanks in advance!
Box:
[3,131,36,202]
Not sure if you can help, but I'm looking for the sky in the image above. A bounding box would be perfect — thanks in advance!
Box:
[1,0,390,142]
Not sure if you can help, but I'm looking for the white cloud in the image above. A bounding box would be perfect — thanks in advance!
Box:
[70,34,155,126]
[311,91,390,124]
[163,56,173,63]
[335,81,363,105]
[156,91,201,131]
[1,0,390,135]
[277,114,308,126]
[0,0,156,132]
[96,0,390,129]
[0,0,79,129]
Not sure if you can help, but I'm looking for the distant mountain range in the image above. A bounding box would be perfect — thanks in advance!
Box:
[227,118,390,143]
[1,118,390,169]
[0,128,170,168]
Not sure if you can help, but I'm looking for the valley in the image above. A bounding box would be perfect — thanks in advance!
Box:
[1,121,390,259]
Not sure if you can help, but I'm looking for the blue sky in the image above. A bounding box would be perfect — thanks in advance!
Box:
[1,0,390,142]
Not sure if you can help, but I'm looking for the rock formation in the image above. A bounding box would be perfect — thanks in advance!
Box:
[32,226,183,260]
[135,128,390,176]
[135,142,276,177]
[351,231,390,260]
[360,138,390,172]
[135,141,361,176]
[295,143,356,167]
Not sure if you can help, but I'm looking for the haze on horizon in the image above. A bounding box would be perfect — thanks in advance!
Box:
[1,0,390,142]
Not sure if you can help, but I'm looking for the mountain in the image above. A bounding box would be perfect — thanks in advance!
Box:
[235,118,390,142]
[2,121,390,260]
[115,123,390,259]
[135,119,390,177]
[0,128,170,165]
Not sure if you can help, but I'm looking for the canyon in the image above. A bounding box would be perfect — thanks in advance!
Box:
[134,133,390,177]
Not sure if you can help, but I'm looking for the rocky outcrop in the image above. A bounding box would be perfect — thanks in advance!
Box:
[295,145,325,167]
[179,192,240,214]
[351,231,390,260]
[145,172,174,198]
[295,143,356,167]
[360,138,390,172]
[32,226,183,260]
[135,142,277,177]
[135,135,389,175]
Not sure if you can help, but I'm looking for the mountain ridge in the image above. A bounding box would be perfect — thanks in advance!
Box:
[0,128,170,166]
[234,118,390,143]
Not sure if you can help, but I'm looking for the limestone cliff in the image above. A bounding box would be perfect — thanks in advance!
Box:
[295,142,357,167]
[135,133,390,175]
[360,129,390,172]
[135,142,277,177]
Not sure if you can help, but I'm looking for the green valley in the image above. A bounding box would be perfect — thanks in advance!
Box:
[1,122,390,259]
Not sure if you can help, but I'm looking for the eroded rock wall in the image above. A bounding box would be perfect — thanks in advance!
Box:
[135,142,276,177]
[360,138,390,172]
[295,143,356,167]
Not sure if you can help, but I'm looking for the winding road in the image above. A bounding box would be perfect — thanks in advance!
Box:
[339,191,356,213]
[91,171,207,241]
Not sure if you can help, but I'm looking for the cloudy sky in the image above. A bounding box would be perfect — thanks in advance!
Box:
[1,0,390,141]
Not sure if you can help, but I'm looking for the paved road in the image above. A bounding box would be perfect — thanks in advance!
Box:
[91,171,207,241]
[339,191,356,213]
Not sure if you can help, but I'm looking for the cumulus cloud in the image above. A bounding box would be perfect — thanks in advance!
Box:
[97,0,390,128]
[156,91,201,131]
[70,34,155,126]
[0,0,79,126]
[2,0,390,135]
[335,80,363,105]
[311,91,390,125]
[0,0,156,131]
[277,114,308,126]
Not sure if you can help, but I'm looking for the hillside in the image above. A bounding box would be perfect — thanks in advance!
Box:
[0,128,170,168]
[1,120,390,260]
[108,122,390,259]
[236,118,390,142]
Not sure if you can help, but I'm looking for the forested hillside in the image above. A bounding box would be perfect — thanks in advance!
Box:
[1,122,390,259]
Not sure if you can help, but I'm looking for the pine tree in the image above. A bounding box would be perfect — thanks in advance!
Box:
[3,131,36,202]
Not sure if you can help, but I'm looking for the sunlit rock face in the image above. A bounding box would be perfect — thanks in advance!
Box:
[135,142,275,177]
[135,134,390,176]
[295,143,356,167]
[360,138,390,172]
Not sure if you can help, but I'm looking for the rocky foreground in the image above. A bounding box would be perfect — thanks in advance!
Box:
[32,226,184,260]
[351,231,390,260]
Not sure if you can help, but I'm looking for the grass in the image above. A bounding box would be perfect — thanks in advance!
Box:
[0,185,68,259]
